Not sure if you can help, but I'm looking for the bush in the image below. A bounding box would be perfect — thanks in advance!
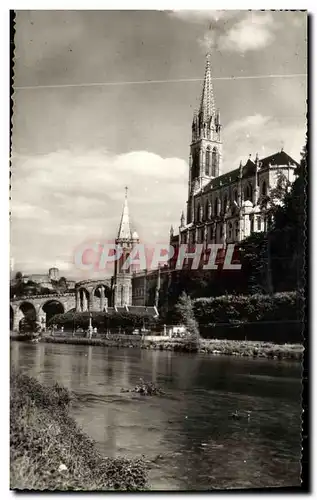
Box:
[48,311,159,331]
[10,370,148,491]
[193,291,304,343]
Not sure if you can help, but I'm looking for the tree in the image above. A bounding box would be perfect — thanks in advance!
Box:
[239,143,307,293]
[175,292,200,343]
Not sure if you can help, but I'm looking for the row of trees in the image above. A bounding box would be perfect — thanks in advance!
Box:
[10,272,72,299]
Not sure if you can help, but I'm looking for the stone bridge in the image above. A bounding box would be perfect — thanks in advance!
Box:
[10,293,76,332]
[75,278,113,312]
[10,278,115,331]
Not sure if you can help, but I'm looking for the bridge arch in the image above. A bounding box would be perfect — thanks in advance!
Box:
[18,301,37,332]
[41,299,65,325]
[93,284,112,311]
[77,287,90,312]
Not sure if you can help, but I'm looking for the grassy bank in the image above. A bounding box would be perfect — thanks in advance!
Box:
[143,338,303,360]
[10,370,147,491]
[10,334,303,360]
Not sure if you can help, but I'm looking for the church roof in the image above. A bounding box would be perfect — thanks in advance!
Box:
[259,150,299,169]
[200,150,298,195]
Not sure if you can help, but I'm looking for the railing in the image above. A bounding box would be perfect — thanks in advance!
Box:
[11,292,76,302]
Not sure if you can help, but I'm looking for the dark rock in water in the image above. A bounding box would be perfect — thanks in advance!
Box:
[122,378,165,396]
[230,410,252,421]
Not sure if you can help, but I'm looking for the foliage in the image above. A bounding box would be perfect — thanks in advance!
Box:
[10,370,148,491]
[193,291,304,343]
[121,379,165,396]
[194,291,303,323]
[141,338,303,359]
[48,310,159,331]
[239,144,307,293]
[175,292,200,345]
[19,316,41,334]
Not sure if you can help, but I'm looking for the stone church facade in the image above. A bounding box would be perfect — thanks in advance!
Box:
[113,55,300,305]
[171,55,299,251]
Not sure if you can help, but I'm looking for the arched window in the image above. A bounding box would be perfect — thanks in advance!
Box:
[208,200,212,219]
[196,204,201,222]
[192,150,200,181]
[228,222,233,240]
[223,195,228,214]
[244,184,253,201]
[205,148,211,176]
[205,200,209,220]
[262,181,267,196]
[214,197,219,216]
[212,148,218,177]
[235,221,239,238]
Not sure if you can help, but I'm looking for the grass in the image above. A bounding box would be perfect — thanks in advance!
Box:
[10,369,148,491]
[10,334,303,360]
[142,338,303,360]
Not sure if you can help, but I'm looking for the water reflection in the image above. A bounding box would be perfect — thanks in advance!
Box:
[10,341,301,490]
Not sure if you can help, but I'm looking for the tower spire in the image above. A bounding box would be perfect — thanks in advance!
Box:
[199,53,215,122]
[117,187,132,240]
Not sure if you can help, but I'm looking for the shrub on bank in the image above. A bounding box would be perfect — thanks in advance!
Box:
[10,370,147,491]
[193,291,304,343]
[48,311,158,332]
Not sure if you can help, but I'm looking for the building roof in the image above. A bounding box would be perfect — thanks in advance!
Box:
[107,306,158,317]
[259,150,299,169]
[199,150,298,196]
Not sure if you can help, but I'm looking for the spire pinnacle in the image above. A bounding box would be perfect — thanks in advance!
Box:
[117,188,132,240]
[199,54,216,122]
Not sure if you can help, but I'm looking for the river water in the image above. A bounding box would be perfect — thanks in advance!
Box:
[10,341,302,491]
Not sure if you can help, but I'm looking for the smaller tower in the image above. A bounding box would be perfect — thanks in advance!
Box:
[49,267,59,281]
[113,187,138,306]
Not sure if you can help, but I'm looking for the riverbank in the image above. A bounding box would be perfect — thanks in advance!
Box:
[10,369,147,491]
[10,334,303,360]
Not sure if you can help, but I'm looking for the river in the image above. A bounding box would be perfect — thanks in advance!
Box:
[10,341,302,491]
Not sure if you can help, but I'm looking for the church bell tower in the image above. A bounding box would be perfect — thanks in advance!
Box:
[187,54,222,224]
[113,188,139,307]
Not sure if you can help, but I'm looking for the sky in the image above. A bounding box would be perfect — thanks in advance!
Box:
[11,10,307,278]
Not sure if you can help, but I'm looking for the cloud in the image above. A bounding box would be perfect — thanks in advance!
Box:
[10,149,188,275]
[223,113,306,171]
[168,10,235,24]
[183,11,279,54]
[218,12,278,52]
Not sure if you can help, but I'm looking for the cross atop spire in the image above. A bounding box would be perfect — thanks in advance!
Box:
[117,188,132,240]
[199,53,216,122]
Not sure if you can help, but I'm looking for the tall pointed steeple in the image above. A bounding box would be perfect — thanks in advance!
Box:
[117,187,132,241]
[199,53,216,123]
[187,53,223,223]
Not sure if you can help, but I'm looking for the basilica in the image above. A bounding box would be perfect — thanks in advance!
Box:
[130,55,299,305]
[170,55,298,251]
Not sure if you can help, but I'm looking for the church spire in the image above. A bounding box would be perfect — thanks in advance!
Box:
[117,187,132,240]
[199,53,215,122]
